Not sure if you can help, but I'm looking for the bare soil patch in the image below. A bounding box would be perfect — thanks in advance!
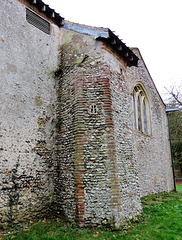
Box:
[176,179,182,185]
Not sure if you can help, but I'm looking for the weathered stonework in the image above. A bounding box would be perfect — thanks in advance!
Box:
[0,0,60,228]
[127,49,173,196]
[0,0,173,229]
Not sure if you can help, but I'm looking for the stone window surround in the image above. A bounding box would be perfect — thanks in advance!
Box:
[133,83,151,135]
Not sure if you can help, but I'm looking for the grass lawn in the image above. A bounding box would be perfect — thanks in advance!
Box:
[176,184,182,192]
[2,186,182,240]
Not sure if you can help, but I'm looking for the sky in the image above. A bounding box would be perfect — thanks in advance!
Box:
[43,0,182,102]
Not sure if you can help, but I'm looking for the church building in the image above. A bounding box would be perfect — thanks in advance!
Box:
[0,0,174,228]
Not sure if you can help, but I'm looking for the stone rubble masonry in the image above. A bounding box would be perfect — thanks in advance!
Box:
[53,30,126,226]
[127,48,174,196]
[0,0,61,229]
[0,0,173,229]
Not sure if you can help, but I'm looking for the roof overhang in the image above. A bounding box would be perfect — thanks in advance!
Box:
[97,29,138,67]
[63,23,138,67]
[23,0,64,27]
[22,1,138,67]
[165,108,180,113]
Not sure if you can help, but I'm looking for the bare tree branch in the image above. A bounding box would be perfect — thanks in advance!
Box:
[165,82,182,107]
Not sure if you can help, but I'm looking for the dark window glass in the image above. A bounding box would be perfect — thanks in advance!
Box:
[133,94,136,129]
[143,100,148,133]
[137,96,142,131]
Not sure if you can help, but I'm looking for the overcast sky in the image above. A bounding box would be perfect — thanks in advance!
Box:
[43,0,182,101]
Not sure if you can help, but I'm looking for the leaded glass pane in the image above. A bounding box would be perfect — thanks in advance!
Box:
[143,100,148,133]
[137,97,142,131]
[133,95,136,129]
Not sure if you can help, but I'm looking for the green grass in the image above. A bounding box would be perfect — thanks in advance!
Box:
[2,186,182,240]
[176,184,182,192]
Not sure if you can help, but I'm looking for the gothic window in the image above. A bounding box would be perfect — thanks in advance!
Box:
[133,85,150,134]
